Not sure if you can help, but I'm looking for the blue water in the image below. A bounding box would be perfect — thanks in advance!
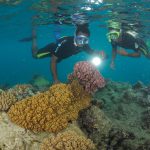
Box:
[0,0,150,86]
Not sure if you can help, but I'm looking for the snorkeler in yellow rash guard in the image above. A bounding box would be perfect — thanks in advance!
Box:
[107,21,150,69]
[32,24,105,84]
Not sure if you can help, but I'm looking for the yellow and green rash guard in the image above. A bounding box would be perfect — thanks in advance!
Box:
[111,32,150,56]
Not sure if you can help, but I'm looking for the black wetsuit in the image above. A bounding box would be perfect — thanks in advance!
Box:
[111,32,150,56]
[36,36,96,62]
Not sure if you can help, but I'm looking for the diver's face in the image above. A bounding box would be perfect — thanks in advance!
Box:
[75,32,89,47]
[108,28,121,42]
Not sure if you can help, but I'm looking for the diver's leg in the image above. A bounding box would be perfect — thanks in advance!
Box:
[31,25,57,59]
[32,26,39,58]
[35,43,57,59]
[31,26,53,58]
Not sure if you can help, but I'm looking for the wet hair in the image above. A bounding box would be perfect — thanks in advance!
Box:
[75,23,90,36]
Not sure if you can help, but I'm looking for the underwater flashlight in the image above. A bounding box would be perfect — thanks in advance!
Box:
[91,56,102,66]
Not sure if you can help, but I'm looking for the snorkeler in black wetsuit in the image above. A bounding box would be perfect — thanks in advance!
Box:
[32,24,105,84]
[107,25,150,69]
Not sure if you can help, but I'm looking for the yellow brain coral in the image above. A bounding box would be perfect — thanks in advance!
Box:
[8,82,91,133]
[40,131,96,150]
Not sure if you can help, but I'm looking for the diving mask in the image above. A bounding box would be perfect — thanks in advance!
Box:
[107,30,121,42]
[75,35,89,46]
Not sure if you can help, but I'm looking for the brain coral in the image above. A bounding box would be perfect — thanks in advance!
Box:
[40,131,96,150]
[68,61,105,94]
[8,83,91,133]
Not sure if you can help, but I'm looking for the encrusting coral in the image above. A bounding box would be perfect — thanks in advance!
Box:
[8,82,91,133]
[0,84,34,111]
[40,130,96,150]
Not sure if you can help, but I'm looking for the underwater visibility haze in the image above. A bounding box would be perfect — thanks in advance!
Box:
[0,0,150,150]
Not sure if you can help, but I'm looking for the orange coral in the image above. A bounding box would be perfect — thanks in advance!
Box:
[8,82,91,133]
[40,131,96,150]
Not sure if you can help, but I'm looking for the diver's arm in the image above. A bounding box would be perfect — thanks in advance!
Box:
[117,49,141,57]
[32,27,38,58]
[110,42,117,69]
[51,55,60,84]
[127,52,141,57]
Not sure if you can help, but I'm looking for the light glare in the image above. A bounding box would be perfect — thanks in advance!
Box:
[91,57,102,66]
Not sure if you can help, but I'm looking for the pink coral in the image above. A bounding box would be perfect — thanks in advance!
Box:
[68,61,105,94]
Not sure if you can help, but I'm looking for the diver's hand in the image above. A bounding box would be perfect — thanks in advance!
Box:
[110,61,115,70]
[99,50,106,60]
[117,49,128,56]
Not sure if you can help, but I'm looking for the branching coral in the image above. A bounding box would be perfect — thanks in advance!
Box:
[40,130,96,150]
[8,83,91,133]
[68,61,105,94]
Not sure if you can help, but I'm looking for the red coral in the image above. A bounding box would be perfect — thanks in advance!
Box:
[68,61,105,94]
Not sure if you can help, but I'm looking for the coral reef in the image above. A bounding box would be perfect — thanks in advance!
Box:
[78,105,111,149]
[141,107,150,129]
[92,80,150,149]
[0,84,35,111]
[0,110,89,150]
[11,84,35,99]
[1,70,150,150]
[0,90,17,111]
[40,130,96,150]
[68,61,105,94]
[78,105,135,149]
[0,112,51,150]
[8,82,91,133]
